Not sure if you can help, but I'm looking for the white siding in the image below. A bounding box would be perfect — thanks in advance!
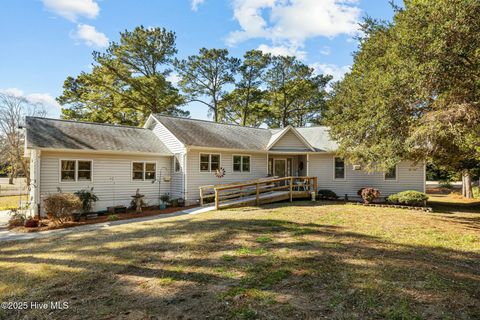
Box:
[185,150,269,202]
[270,131,309,150]
[308,154,425,198]
[39,151,172,213]
[151,121,186,199]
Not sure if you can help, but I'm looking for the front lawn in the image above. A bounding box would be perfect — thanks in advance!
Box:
[0,202,478,319]
[0,195,23,210]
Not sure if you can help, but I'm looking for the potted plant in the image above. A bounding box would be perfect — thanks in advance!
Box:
[159,193,170,209]
[178,198,185,207]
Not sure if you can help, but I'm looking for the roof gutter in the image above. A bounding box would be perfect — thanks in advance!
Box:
[27,147,173,157]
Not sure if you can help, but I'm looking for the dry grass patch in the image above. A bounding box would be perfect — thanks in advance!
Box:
[0,195,23,210]
[0,201,479,319]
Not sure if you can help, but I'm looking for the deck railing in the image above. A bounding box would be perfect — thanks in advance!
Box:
[200,176,317,209]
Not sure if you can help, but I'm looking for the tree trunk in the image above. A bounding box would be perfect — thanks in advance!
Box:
[462,170,473,198]
[8,174,14,185]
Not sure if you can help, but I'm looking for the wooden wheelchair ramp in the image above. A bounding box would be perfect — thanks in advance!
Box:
[200,176,317,210]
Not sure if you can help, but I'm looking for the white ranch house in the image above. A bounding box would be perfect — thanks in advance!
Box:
[24,115,426,214]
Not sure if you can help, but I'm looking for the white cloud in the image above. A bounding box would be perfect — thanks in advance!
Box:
[166,72,181,86]
[312,63,350,82]
[42,0,100,21]
[191,0,205,11]
[320,46,331,55]
[72,24,109,47]
[257,44,306,60]
[0,88,61,110]
[227,0,361,60]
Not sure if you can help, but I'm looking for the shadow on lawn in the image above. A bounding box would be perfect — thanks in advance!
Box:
[0,213,479,319]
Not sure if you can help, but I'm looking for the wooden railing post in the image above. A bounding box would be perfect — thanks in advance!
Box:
[289,176,293,202]
[313,177,318,193]
[256,183,260,205]
[215,189,219,209]
[199,187,204,206]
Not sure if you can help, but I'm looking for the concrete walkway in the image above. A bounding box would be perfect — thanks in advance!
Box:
[0,210,10,226]
[0,206,215,242]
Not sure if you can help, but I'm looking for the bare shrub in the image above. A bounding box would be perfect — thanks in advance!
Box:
[43,193,82,225]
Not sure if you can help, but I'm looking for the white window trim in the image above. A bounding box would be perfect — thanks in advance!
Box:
[59,159,93,183]
[332,156,347,181]
[173,155,181,173]
[383,165,398,181]
[131,161,157,181]
[232,154,251,173]
[199,153,221,173]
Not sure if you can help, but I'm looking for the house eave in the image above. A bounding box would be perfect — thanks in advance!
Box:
[28,147,173,157]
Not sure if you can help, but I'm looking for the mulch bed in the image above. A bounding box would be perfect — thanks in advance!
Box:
[11,205,197,233]
[348,202,433,212]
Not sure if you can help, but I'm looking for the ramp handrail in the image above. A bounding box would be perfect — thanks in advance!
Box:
[209,176,317,209]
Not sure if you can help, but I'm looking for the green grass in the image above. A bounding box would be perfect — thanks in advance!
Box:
[0,201,479,319]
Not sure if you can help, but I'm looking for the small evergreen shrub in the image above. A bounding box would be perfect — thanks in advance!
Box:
[473,186,479,199]
[387,190,429,206]
[317,189,339,200]
[107,214,118,221]
[44,193,82,225]
[74,188,99,213]
[357,187,380,204]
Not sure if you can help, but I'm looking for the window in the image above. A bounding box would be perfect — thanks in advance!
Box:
[145,163,156,180]
[233,155,250,172]
[132,162,144,180]
[384,166,397,180]
[200,154,221,172]
[61,160,76,181]
[174,156,181,173]
[132,162,156,180]
[268,158,273,176]
[60,160,92,182]
[77,161,92,181]
[334,157,345,180]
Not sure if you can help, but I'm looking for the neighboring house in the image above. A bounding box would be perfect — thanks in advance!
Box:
[24,115,425,215]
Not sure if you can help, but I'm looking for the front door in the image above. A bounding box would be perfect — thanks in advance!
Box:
[274,159,287,177]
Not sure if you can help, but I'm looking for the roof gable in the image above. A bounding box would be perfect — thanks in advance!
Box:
[267,126,315,151]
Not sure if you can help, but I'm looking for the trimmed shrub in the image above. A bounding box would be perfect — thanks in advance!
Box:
[357,187,380,204]
[317,189,339,200]
[43,193,82,225]
[387,190,429,206]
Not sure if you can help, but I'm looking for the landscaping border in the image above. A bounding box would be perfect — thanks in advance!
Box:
[348,202,433,212]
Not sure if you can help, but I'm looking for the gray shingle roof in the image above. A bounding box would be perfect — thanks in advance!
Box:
[25,117,172,154]
[153,115,273,150]
[296,126,338,152]
[153,115,338,152]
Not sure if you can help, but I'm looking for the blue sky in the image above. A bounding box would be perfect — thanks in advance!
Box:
[0,0,396,120]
